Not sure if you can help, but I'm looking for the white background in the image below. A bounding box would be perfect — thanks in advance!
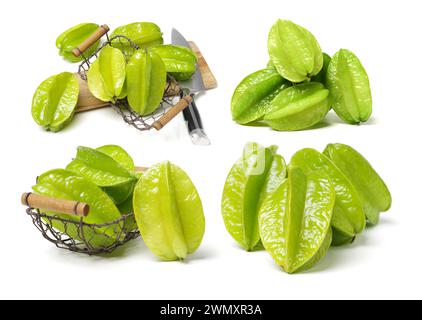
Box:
[0,0,421,300]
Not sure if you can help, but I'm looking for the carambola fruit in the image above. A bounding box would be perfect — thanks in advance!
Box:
[126,49,167,115]
[323,143,392,225]
[31,72,79,132]
[268,19,323,83]
[87,45,126,103]
[221,142,287,251]
[56,23,100,63]
[326,49,372,124]
[231,68,290,125]
[264,82,331,131]
[259,167,335,274]
[133,161,205,261]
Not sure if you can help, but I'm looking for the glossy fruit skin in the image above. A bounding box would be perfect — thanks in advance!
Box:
[312,53,331,85]
[222,143,287,251]
[66,146,137,205]
[95,145,135,172]
[32,169,122,245]
[126,49,167,115]
[289,148,366,243]
[326,49,372,124]
[268,19,323,83]
[149,45,198,81]
[231,69,291,125]
[96,145,137,206]
[323,143,392,225]
[172,72,194,81]
[110,22,163,50]
[56,23,100,63]
[32,72,79,132]
[259,167,335,274]
[75,145,138,230]
[87,46,126,103]
[133,161,205,261]
[264,82,330,131]
[66,146,136,186]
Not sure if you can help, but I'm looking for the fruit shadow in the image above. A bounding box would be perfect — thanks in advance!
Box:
[65,105,119,133]
[113,241,217,262]
[99,238,146,259]
[324,112,379,126]
[294,217,396,274]
[244,119,333,131]
[243,121,270,128]
[230,241,266,252]
[61,237,146,261]
[134,247,217,264]
[243,112,378,131]
[50,235,217,262]
[181,248,218,263]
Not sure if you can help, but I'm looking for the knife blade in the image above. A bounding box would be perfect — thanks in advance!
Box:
[172,28,210,146]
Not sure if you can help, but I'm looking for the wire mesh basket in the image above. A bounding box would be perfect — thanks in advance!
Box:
[22,192,140,255]
[75,26,186,131]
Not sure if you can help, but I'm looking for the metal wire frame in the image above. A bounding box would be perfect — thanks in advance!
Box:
[26,207,140,255]
[77,34,185,131]
[111,80,183,131]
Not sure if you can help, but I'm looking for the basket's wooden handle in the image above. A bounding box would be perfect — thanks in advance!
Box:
[22,167,147,216]
[188,41,217,90]
[152,95,193,130]
[21,193,90,217]
[72,24,110,57]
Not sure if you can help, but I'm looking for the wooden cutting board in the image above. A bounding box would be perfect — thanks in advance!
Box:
[76,41,217,113]
[188,41,217,90]
[76,73,109,112]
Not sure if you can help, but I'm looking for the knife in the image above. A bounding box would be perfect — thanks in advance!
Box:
[171,28,210,146]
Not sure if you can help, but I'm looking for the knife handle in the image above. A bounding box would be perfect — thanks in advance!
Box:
[183,96,203,132]
[152,95,193,130]
[183,95,210,145]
